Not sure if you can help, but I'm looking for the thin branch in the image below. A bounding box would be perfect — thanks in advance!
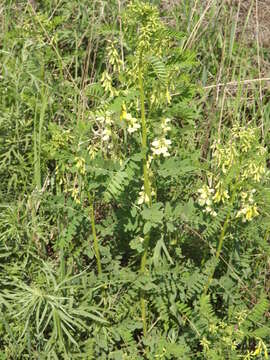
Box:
[203,77,270,90]
[184,0,214,50]
[27,0,78,90]
[255,0,263,103]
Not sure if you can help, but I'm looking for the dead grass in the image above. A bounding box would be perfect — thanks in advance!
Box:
[238,0,270,48]
[235,0,270,79]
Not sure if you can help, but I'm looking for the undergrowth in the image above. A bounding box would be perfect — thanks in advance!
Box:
[1,0,270,359]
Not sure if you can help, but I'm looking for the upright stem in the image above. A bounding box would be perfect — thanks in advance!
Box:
[138,63,152,204]
[204,182,239,295]
[89,195,102,276]
[203,215,229,295]
[55,182,66,283]
[138,58,152,337]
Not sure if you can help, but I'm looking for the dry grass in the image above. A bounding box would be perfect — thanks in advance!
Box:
[238,0,270,47]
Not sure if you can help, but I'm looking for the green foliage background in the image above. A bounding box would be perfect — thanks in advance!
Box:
[1,0,270,359]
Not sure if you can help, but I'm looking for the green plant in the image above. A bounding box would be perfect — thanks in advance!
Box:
[198,124,268,294]
[1,0,270,358]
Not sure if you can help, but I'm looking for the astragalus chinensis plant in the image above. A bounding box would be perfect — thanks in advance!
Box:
[198,125,269,293]
[1,0,270,358]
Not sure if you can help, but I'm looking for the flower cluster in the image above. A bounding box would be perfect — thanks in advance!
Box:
[70,183,81,205]
[94,111,114,143]
[100,40,123,97]
[74,157,86,176]
[198,125,267,221]
[231,125,256,152]
[150,86,172,107]
[107,40,123,73]
[160,117,171,132]
[126,113,141,134]
[249,339,269,359]
[197,184,217,217]
[151,118,172,157]
[137,184,155,205]
[236,189,259,222]
[120,104,141,134]
[212,181,230,204]
[212,142,237,174]
[242,160,266,183]
[101,71,117,98]
[126,2,165,56]
[151,138,171,157]
[212,125,267,181]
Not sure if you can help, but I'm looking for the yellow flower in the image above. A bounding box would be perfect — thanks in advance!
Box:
[236,204,259,222]
[252,340,262,357]
[197,185,214,206]
[241,191,248,200]
[200,337,210,352]
[125,113,141,134]
[161,118,171,133]
[120,104,127,121]
[212,182,229,204]
[120,105,141,134]
[75,157,86,175]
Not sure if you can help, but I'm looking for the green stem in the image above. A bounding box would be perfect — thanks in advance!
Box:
[138,58,152,338]
[60,248,66,283]
[204,182,239,295]
[55,182,66,283]
[138,64,152,205]
[89,195,102,276]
